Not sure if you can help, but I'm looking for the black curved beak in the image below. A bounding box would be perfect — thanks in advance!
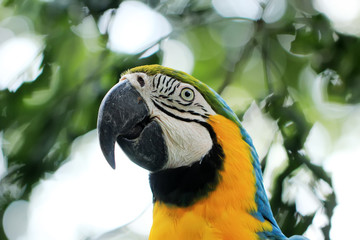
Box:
[97,80,167,171]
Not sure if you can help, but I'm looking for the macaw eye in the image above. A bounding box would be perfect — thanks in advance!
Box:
[180,87,195,102]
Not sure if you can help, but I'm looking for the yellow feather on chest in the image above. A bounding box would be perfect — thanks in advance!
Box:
[149,115,272,240]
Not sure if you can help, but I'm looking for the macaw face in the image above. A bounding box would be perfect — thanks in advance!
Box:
[97,70,216,172]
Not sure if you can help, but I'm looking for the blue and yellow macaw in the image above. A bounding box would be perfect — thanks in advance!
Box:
[97,65,308,240]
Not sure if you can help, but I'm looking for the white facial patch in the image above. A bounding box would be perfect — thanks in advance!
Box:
[155,113,213,169]
[121,72,216,169]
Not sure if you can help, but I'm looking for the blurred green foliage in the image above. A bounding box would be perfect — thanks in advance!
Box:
[1,0,359,239]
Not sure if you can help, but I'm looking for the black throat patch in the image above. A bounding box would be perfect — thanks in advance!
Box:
[149,122,224,207]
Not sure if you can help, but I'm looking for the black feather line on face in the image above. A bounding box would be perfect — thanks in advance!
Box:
[156,75,162,89]
[164,78,176,93]
[153,99,209,120]
[168,83,180,96]
[165,77,174,88]
[149,122,224,207]
[174,99,193,107]
[194,103,209,113]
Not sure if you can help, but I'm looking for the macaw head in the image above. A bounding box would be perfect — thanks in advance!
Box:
[97,64,241,172]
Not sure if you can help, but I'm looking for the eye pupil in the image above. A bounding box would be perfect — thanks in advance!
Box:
[185,91,191,97]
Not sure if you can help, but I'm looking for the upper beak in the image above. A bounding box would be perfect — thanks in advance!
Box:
[97,79,167,171]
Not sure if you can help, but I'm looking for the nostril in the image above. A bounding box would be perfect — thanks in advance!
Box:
[137,76,145,87]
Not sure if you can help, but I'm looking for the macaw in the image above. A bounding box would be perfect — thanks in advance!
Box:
[97,64,308,240]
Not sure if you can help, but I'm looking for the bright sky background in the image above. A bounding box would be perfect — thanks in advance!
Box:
[1,1,360,240]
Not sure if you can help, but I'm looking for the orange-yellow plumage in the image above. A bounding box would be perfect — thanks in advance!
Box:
[149,114,272,240]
